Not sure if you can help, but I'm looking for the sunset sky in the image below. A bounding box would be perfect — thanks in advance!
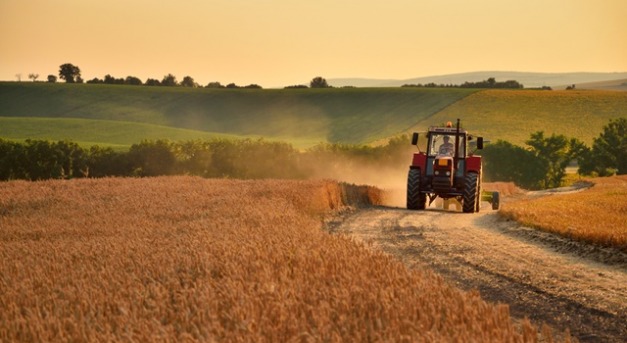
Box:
[1,0,625,88]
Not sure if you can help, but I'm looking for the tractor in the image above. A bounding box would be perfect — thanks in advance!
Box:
[406,119,499,213]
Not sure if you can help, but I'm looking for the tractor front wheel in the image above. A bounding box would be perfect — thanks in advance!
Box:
[407,168,426,210]
[463,172,479,213]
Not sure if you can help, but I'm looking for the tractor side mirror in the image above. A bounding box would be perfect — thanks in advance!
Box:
[411,132,419,146]
[477,137,484,150]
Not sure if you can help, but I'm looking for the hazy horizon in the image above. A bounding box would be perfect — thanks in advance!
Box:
[1,0,626,88]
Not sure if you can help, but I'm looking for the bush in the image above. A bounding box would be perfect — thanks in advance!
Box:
[482,140,546,189]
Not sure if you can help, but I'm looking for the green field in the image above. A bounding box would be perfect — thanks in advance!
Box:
[425,89,627,146]
[0,82,475,148]
[0,117,246,150]
[1,82,625,149]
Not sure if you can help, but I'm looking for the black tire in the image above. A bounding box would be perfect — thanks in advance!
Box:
[462,172,478,213]
[407,169,426,210]
[475,181,481,213]
[492,191,500,210]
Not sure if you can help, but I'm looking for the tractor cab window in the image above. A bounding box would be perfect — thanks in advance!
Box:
[429,134,465,157]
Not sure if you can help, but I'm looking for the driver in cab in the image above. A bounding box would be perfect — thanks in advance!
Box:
[438,135,454,156]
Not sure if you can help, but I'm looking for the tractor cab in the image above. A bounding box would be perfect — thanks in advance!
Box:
[407,119,497,213]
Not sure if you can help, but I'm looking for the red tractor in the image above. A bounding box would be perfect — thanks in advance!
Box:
[406,119,499,213]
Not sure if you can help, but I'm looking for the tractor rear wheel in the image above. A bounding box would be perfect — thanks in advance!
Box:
[475,179,481,213]
[463,172,478,213]
[407,169,426,210]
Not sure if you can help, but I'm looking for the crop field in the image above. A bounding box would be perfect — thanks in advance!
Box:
[420,89,627,146]
[0,117,245,150]
[2,83,625,149]
[0,177,558,341]
[0,82,475,148]
[500,175,627,251]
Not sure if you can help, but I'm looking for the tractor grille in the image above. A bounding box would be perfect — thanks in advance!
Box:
[432,176,452,190]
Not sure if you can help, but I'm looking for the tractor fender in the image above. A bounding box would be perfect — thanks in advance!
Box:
[466,155,482,174]
[411,152,427,170]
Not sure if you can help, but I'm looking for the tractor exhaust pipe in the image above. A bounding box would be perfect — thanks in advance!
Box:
[454,118,460,167]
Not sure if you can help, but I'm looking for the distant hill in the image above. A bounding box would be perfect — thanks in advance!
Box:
[329,71,627,89]
[416,89,627,146]
[1,83,625,150]
[555,78,627,91]
[0,82,475,148]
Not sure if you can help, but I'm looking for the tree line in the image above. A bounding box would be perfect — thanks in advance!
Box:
[1,118,624,188]
[402,77,525,89]
[482,118,625,188]
[34,63,333,89]
[0,137,409,181]
[32,63,538,90]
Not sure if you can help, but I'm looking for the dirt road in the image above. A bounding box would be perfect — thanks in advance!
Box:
[327,202,627,342]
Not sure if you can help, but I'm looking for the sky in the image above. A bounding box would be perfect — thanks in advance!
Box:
[1,0,626,88]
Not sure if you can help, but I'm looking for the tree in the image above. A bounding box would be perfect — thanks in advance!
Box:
[482,140,546,189]
[310,76,330,88]
[526,131,585,188]
[284,84,308,89]
[47,75,57,83]
[87,146,128,177]
[181,76,196,87]
[128,140,176,176]
[59,63,81,83]
[125,76,142,85]
[15,73,22,82]
[28,73,39,82]
[579,118,627,176]
[104,74,124,84]
[0,139,26,180]
[145,78,161,86]
[206,82,224,88]
[161,74,177,86]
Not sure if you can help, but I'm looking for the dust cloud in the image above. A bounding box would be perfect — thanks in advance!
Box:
[305,158,409,208]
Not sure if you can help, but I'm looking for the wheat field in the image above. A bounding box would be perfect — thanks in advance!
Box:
[501,175,627,251]
[0,177,561,342]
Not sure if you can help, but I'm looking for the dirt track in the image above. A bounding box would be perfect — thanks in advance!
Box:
[327,201,627,342]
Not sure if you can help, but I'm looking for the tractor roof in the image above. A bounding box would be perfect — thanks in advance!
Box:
[428,126,468,134]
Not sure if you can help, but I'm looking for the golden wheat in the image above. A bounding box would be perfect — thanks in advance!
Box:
[501,175,627,250]
[0,176,559,342]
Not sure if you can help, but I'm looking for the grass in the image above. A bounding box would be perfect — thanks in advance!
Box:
[419,89,627,146]
[0,117,247,150]
[0,177,562,341]
[500,175,627,251]
[0,82,476,147]
[3,83,625,149]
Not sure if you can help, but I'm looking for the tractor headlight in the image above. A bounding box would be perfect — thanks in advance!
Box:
[434,170,439,176]
[446,171,451,176]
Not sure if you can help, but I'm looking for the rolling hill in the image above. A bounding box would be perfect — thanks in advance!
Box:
[0,117,245,150]
[556,78,627,91]
[421,89,627,146]
[0,82,476,148]
[1,82,625,149]
[329,71,627,89]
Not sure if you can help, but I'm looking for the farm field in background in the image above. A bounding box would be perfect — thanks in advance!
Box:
[0,117,247,150]
[500,175,627,251]
[0,177,554,342]
[2,83,626,150]
[418,89,627,146]
[0,82,475,148]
